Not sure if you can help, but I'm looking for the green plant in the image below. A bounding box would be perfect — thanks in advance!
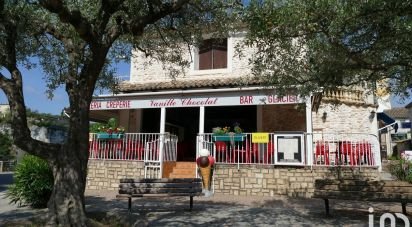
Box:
[212,124,243,135]
[0,132,13,161]
[89,118,125,134]
[389,157,412,183]
[6,155,54,208]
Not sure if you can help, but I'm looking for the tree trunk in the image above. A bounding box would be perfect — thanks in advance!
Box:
[46,115,90,226]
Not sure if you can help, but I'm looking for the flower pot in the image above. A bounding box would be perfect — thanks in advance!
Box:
[212,134,245,142]
[96,133,124,139]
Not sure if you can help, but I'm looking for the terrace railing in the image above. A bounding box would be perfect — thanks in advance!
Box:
[88,133,178,162]
[197,132,381,169]
[310,132,380,168]
[197,133,278,167]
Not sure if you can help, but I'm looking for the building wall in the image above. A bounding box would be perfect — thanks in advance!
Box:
[86,160,379,199]
[261,104,306,132]
[312,103,377,134]
[130,34,253,82]
[86,160,145,190]
[213,165,380,198]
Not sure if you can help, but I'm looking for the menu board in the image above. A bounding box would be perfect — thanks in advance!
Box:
[275,134,304,165]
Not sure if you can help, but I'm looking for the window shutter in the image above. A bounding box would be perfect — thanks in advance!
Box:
[198,38,227,70]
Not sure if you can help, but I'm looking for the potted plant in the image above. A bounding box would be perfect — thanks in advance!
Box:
[90,118,125,139]
[212,124,244,142]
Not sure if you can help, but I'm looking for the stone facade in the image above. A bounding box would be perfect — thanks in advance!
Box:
[213,165,380,198]
[130,35,253,83]
[87,160,380,198]
[86,160,145,190]
[313,103,377,134]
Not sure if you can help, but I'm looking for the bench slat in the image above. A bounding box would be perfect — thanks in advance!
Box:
[314,190,412,201]
[315,184,412,193]
[315,179,412,188]
[117,193,202,198]
[120,178,202,183]
[131,193,203,197]
[119,182,202,189]
[119,187,202,194]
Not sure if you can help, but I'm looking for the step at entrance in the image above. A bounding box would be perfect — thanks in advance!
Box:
[163,162,197,178]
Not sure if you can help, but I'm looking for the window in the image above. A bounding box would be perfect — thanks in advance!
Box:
[401,121,411,129]
[198,38,227,70]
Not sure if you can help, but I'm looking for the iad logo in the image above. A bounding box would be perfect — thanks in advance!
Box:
[369,207,410,227]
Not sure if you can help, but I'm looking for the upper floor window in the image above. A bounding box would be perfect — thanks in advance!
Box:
[198,38,227,70]
[401,121,411,129]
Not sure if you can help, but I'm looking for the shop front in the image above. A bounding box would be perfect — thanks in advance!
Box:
[87,87,381,194]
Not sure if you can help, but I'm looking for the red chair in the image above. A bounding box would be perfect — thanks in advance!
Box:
[125,140,145,160]
[88,139,100,158]
[338,141,355,165]
[315,142,330,165]
[233,140,253,163]
[215,141,229,163]
[354,142,373,165]
[262,142,275,164]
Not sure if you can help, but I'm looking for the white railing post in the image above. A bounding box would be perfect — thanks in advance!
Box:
[374,136,382,171]
[0,161,3,172]
[159,107,166,178]
[306,97,314,167]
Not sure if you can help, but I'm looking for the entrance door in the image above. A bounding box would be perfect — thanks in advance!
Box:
[166,107,199,161]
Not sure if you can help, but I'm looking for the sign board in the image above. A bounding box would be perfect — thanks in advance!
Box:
[90,90,302,110]
[275,134,304,166]
[252,133,269,143]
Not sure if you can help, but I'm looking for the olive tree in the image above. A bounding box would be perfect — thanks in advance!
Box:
[0,0,240,225]
[242,0,412,97]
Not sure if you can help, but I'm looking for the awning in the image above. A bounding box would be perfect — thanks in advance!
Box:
[377,112,398,133]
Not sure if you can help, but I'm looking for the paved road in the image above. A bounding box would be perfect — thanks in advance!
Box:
[0,172,47,225]
[0,175,410,226]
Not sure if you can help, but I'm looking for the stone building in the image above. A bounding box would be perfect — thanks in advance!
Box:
[87,33,381,197]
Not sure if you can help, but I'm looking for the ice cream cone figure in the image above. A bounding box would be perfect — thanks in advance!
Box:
[199,165,212,190]
[197,149,215,192]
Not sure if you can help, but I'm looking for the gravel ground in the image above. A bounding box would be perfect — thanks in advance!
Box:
[0,189,410,226]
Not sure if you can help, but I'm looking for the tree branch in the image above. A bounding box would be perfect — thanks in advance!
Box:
[108,0,190,43]
[39,0,96,44]
[0,8,60,160]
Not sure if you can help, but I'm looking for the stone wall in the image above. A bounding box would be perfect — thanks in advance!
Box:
[86,160,380,198]
[313,103,377,134]
[130,35,253,82]
[86,160,145,190]
[213,165,380,198]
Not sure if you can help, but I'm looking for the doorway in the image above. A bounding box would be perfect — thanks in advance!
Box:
[166,107,199,161]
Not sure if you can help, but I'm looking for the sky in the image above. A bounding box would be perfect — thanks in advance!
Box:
[0,62,411,115]
[0,61,130,115]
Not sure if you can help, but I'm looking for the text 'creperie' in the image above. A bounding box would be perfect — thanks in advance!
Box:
[90,100,131,110]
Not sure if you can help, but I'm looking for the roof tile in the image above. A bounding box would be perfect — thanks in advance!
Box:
[119,77,260,92]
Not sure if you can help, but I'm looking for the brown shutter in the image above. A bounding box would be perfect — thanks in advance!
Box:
[213,48,227,69]
[199,48,212,70]
[199,39,227,70]
[199,39,212,70]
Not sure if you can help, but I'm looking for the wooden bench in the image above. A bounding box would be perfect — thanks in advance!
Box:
[314,179,412,215]
[117,178,203,212]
